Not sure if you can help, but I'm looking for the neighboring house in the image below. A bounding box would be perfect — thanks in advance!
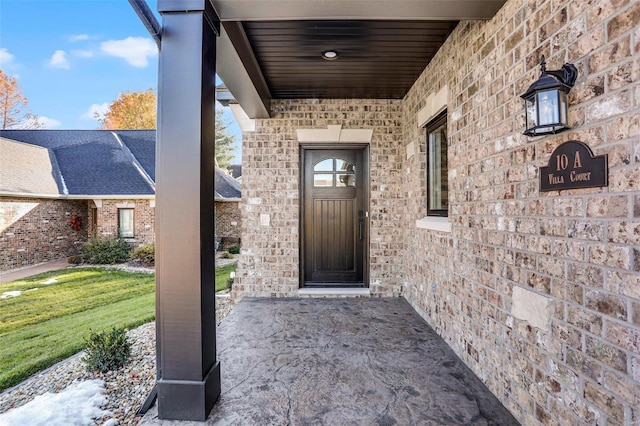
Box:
[0,130,241,272]
[214,167,242,249]
[228,164,242,181]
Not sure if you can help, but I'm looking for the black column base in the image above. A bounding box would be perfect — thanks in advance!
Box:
[157,361,221,421]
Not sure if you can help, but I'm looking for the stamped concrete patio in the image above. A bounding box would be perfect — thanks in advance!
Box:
[141,298,519,425]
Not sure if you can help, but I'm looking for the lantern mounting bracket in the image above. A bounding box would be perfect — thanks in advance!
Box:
[541,56,578,87]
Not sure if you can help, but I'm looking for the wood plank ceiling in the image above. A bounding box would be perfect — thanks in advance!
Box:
[237,20,458,99]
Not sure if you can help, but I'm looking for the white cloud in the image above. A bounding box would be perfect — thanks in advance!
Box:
[100,37,157,67]
[71,49,94,58]
[69,34,90,42]
[82,103,110,121]
[37,116,62,129]
[0,48,16,68]
[49,50,70,69]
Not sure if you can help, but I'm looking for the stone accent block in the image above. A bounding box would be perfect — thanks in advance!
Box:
[512,286,554,331]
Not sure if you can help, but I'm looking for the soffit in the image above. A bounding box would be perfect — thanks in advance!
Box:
[212,0,507,117]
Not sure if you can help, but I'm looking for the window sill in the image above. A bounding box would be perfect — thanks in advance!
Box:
[416,216,452,233]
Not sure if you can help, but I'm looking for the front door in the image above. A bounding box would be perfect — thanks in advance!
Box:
[302,148,367,286]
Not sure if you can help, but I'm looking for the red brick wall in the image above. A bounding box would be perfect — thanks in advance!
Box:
[215,201,241,247]
[91,199,155,246]
[0,197,88,272]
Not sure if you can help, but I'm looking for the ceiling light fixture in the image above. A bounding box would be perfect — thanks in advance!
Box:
[322,50,339,60]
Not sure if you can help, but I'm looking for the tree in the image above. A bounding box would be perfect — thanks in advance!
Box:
[0,69,42,129]
[214,109,236,170]
[98,88,156,130]
[99,89,236,168]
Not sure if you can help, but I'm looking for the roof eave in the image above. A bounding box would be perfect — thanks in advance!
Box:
[213,0,507,119]
[0,192,156,200]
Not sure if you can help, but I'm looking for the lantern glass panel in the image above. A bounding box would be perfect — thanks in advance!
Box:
[558,90,568,125]
[525,96,537,129]
[537,89,559,126]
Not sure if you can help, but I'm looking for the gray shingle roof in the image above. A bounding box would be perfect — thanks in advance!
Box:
[0,130,155,196]
[117,131,156,181]
[0,130,240,199]
[215,167,241,199]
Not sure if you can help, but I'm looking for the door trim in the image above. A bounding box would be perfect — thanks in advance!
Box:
[299,143,370,288]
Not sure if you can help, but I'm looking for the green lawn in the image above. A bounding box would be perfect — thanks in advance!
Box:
[0,268,155,391]
[215,263,237,292]
[0,264,236,392]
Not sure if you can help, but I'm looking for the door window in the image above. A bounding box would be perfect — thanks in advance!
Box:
[313,158,356,187]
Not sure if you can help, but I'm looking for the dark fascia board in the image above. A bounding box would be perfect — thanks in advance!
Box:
[211,0,507,21]
[128,0,162,48]
[222,22,271,106]
[217,24,271,118]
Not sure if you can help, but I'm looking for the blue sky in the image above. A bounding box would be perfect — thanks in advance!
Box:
[0,0,241,161]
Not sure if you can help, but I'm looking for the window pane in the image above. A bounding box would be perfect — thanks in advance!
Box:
[426,112,448,216]
[336,174,355,187]
[314,174,334,187]
[335,159,354,172]
[119,209,134,238]
[314,159,333,172]
[537,89,559,126]
[525,97,537,128]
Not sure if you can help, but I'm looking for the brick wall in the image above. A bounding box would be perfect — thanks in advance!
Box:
[235,99,404,297]
[92,199,155,246]
[232,0,639,423]
[215,200,241,247]
[401,0,640,424]
[0,197,88,272]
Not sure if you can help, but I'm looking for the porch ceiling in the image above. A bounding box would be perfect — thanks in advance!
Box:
[212,0,507,118]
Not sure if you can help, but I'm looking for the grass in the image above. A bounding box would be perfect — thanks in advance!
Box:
[215,263,237,292]
[0,268,155,391]
[0,263,235,392]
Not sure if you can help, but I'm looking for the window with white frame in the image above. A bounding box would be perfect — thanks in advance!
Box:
[426,110,448,217]
[118,208,134,238]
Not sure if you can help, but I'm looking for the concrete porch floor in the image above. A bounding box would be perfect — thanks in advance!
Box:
[141,298,519,425]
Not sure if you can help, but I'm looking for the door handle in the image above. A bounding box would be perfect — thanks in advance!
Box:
[358,219,364,241]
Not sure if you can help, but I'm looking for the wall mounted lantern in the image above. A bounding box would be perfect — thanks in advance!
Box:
[521,55,578,136]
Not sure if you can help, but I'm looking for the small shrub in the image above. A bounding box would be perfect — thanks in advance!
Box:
[228,245,240,255]
[226,277,234,290]
[67,255,83,265]
[82,327,131,372]
[83,238,132,264]
[131,244,155,266]
[223,252,234,259]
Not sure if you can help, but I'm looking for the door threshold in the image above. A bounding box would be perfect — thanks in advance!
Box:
[298,287,370,297]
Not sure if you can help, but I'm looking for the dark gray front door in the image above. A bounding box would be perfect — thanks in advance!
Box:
[303,148,366,286]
